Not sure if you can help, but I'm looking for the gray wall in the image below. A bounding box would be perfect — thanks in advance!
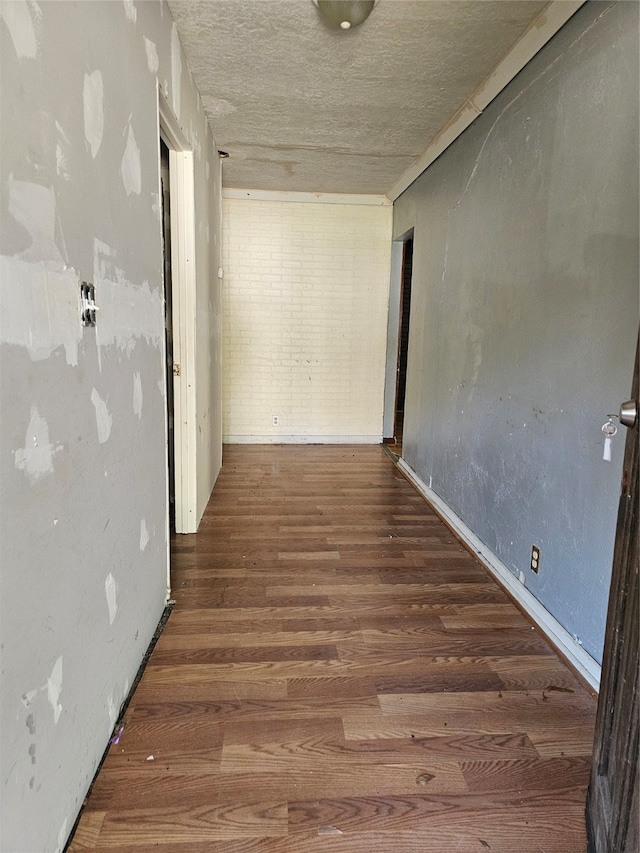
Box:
[393,0,638,664]
[0,2,222,851]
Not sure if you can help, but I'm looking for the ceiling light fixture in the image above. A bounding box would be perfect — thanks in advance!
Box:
[313,1,376,31]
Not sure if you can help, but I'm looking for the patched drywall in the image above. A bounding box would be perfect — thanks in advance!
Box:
[222,198,392,441]
[0,2,221,850]
[392,0,638,663]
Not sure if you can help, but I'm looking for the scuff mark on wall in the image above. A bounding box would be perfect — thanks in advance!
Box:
[104,573,118,625]
[47,657,63,724]
[121,123,141,196]
[144,36,159,73]
[91,388,113,444]
[139,518,149,551]
[14,406,62,483]
[83,70,104,159]
[0,0,40,59]
[171,23,182,118]
[133,371,143,418]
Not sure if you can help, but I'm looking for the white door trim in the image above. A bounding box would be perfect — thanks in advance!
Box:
[158,89,198,537]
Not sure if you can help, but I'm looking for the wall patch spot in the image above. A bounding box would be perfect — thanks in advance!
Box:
[105,573,118,625]
[171,23,182,118]
[21,689,37,708]
[107,693,117,730]
[14,406,61,483]
[123,0,137,22]
[56,817,68,853]
[144,36,159,72]
[55,144,69,179]
[121,124,141,196]
[133,372,143,419]
[93,240,163,354]
[91,388,113,444]
[140,519,149,551]
[7,174,66,265]
[47,656,63,724]
[83,70,104,159]
[0,0,40,59]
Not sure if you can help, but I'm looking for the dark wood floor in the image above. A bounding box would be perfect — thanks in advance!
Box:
[70,445,596,852]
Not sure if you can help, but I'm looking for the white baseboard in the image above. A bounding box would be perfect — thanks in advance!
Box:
[397,458,601,692]
[224,434,382,445]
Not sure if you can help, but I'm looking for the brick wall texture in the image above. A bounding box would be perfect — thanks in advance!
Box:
[222,198,393,441]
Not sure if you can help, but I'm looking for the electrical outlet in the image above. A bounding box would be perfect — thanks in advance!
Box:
[272,415,279,426]
[530,545,540,573]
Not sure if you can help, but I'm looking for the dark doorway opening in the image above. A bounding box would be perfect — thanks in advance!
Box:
[393,236,413,452]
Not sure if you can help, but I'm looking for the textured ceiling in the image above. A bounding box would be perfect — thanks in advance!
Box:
[167,0,550,195]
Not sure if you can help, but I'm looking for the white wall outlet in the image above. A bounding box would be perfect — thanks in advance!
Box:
[531,545,540,573]
[272,415,279,426]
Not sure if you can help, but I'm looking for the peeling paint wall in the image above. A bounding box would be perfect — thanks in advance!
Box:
[393,0,638,664]
[0,2,221,851]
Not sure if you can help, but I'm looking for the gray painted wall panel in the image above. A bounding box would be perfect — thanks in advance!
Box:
[0,2,221,850]
[393,0,638,664]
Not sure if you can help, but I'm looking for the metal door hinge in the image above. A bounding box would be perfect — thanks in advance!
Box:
[173,363,181,377]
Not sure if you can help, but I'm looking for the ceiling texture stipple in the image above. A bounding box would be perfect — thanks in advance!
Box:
[167,0,550,196]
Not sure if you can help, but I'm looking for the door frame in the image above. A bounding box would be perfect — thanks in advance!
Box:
[383,229,413,440]
[158,89,197,547]
[586,333,638,851]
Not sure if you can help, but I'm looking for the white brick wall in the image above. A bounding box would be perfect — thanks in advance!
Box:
[222,198,393,442]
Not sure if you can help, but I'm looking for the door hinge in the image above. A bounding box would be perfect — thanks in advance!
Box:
[173,363,181,377]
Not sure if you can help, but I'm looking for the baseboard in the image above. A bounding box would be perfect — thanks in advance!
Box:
[224,434,382,444]
[397,458,601,692]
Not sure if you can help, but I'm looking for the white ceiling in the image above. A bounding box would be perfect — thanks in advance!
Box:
[167,0,552,196]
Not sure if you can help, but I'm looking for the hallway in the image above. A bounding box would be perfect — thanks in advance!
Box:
[70,445,596,852]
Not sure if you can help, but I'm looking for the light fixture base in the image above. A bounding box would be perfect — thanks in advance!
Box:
[313,0,378,31]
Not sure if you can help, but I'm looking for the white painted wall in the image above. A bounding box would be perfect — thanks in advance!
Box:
[222,197,392,442]
[0,2,221,850]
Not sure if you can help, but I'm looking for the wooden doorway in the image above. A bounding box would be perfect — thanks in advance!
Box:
[158,90,198,540]
[586,334,638,852]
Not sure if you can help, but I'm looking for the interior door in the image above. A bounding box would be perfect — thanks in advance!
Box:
[586,334,639,852]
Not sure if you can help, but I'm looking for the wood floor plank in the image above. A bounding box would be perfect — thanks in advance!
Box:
[69,445,595,852]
